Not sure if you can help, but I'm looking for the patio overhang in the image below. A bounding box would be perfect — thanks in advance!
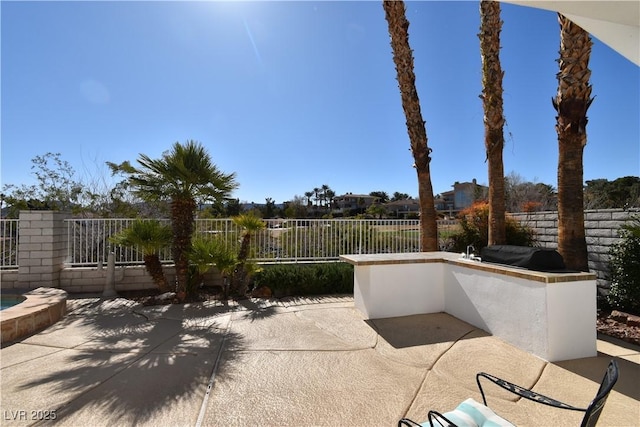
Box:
[501,1,640,65]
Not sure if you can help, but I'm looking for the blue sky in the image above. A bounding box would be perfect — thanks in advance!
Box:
[2,1,638,205]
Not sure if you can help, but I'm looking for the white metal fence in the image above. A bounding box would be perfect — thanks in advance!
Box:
[64,218,459,266]
[0,219,19,269]
[65,218,173,267]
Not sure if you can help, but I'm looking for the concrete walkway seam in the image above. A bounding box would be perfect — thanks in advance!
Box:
[195,314,232,427]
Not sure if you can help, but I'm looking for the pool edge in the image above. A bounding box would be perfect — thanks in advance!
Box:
[1,287,67,345]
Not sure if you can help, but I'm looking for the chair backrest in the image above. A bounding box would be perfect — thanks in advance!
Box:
[580,360,619,427]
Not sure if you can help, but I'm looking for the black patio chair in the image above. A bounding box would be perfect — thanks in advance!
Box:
[398,359,618,427]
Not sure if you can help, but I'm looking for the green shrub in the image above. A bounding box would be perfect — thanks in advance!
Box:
[607,216,640,314]
[253,262,353,297]
[448,201,536,253]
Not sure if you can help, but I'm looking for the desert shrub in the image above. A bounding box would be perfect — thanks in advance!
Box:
[607,216,640,314]
[253,262,353,297]
[448,201,536,253]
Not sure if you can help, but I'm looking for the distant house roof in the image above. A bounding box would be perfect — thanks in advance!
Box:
[453,179,488,190]
[384,198,419,207]
[334,193,378,200]
[384,199,420,214]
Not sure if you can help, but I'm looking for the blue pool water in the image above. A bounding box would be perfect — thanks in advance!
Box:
[0,295,26,311]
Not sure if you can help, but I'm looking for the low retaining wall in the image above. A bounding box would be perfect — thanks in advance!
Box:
[1,265,224,294]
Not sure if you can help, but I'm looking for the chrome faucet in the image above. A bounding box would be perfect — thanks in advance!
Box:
[466,245,475,259]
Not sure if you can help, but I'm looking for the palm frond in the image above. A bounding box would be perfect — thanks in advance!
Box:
[109,219,172,256]
[232,213,266,233]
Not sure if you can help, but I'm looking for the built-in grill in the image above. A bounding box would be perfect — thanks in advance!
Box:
[480,245,566,272]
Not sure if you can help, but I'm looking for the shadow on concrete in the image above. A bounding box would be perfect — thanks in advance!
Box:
[11,296,277,425]
[555,354,640,402]
[366,312,487,349]
[597,332,640,353]
[235,299,281,322]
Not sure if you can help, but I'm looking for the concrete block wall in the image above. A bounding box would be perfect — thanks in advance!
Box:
[508,211,560,248]
[509,208,639,292]
[58,265,224,294]
[17,211,71,289]
[2,264,224,294]
[59,265,162,294]
[0,270,19,288]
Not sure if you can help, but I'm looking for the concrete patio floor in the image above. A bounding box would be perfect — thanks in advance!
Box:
[1,295,638,426]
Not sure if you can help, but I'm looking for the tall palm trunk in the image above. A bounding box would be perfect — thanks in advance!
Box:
[171,196,196,297]
[479,1,506,246]
[553,14,593,271]
[383,0,438,251]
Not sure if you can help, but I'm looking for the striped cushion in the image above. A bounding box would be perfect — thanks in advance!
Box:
[439,398,514,427]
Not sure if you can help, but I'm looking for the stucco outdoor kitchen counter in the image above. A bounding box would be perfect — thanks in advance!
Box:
[340,252,597,361]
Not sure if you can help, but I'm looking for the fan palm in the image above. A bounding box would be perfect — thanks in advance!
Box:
[553,14,593,271]
[231,213,266,296]
[383,0,438,251]
[479,0,507,245]
[109,219,172,292]
[213,245,238,300]
[189,236,218,286]
[116,140,238,299]
[190,236,239,294]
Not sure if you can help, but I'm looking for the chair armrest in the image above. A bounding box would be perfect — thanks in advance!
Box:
[476,372,586,412]
[398,418,424,427]
[428,410,458,426]
[397,411,459,426]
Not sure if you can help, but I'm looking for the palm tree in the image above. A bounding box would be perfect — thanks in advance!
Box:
[116,141,238,299]
[190,236,239,299]
[321,184,330,209]
[479,0,506,246]
[109,219,173,293]
[325,189,335,210]
[231,213,266,296]
[370,191,390,204]
[367,203,387,219]
[553,14,593,271]
[189,236,218,287]
[383,0,438,251]
[214,245,238,300]
[304,191,314,207]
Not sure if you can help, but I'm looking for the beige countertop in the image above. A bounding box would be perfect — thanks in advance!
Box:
[339,252,596,284]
